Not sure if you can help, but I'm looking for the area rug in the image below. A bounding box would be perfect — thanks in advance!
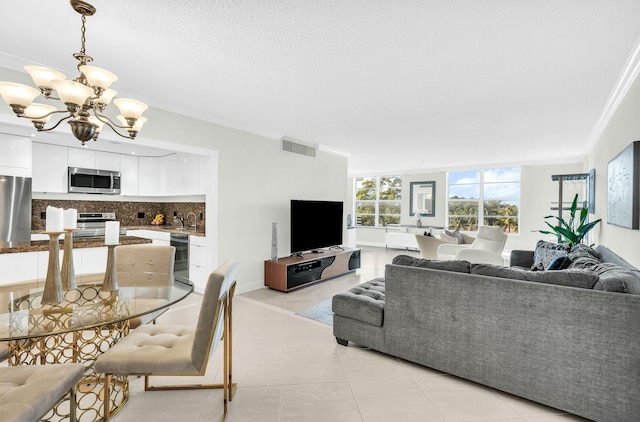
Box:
[295,299,333,325]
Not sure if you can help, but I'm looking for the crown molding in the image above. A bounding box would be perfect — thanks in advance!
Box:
[587,34,640,149]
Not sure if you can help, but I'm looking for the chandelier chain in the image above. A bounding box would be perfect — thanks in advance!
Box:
[80,14,87,55]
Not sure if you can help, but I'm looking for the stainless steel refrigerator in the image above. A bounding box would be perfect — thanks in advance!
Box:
[0,175,32,245]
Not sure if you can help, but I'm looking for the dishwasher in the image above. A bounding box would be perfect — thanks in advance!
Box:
[170,233,190,284]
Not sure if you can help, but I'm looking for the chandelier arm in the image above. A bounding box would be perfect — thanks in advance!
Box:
[92,111,135,139]
[92,109,134,130]
[34,114,73,132]
[18,108,67,121]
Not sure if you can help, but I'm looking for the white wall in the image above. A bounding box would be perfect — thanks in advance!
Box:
[587,71,640,268]
[122,108,349,293]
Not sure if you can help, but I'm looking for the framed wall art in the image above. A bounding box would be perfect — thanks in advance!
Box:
[607,141,640,229]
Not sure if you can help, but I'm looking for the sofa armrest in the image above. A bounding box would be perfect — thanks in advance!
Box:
[510,250,534,268]
[456,248,505,265]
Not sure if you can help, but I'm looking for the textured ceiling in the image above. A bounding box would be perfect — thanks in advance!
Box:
[1,1,640,175]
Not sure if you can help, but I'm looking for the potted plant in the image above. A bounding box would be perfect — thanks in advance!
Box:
[537,194,601,246]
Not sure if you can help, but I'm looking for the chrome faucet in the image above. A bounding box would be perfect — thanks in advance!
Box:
[186,212,197,232]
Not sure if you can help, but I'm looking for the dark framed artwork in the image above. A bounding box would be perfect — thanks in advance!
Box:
[607,141,640,229]
[588,168,595,214]
[409,181,435,217]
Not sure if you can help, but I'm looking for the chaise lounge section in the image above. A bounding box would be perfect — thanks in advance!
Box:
[332,244,640,422]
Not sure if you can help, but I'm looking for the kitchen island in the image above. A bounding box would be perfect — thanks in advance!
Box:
[0,236,152,287]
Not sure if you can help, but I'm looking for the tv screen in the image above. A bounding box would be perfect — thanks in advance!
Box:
[290,200,343,254]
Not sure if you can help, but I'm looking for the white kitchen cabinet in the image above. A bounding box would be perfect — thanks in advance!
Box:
[0,251,41,285]
[78,247,107,277]
[119,154,139,196]
[68,149,120,171]
[160,154,178,196]
[138,156,162,196]
[178,153,199,195]
[189,235,208,291]
[32,142,68,193]
[95,151,120,171]
[0,133,31,177]
[126,229,170,246]
[67,148,95,168]
[197,155,211,195]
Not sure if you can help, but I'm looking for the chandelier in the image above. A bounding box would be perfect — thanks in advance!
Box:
[0,0,148,145]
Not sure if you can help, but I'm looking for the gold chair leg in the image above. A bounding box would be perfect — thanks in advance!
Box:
[103,374,112,422]
[70,385,77,422]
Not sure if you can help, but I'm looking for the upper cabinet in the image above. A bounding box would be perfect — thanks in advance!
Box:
[0,134,31,177]
[68,148,120,171]
[120,154,139,196]
[178,153,199,196]
[138,156,162,196]
[32,142,68,193]
[31,142,207,197]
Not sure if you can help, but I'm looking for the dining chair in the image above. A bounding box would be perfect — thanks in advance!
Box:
[114,244,176,328]
[95,260,238,422]
[0,363,85,422]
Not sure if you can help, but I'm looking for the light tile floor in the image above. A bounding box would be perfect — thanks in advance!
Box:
[112,246,591,422]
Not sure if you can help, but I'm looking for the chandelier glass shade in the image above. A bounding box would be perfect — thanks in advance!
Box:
[0,0,148,145]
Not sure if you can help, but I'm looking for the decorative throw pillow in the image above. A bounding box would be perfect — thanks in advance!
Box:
[546,254,572,270]
[531,240,571,271]
[444,229,464,244]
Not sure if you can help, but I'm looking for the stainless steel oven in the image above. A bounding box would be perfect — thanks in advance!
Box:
[170,233,189,284]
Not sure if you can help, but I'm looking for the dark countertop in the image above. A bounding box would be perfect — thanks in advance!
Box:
[0,236,152,254]
[124,225,205,236]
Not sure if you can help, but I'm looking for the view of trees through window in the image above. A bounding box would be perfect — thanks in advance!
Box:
[448,168,520,233]
[355,176,402,226]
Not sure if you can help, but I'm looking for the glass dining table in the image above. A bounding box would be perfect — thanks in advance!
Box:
[0,277,193,421]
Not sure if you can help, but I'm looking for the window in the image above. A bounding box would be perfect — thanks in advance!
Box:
[447,167,520,233]
[355,176,402,226]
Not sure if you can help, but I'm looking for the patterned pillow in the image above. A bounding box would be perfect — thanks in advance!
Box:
[532,240,571,270]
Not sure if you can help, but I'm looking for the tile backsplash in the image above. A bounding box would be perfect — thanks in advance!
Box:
[32,199,205,231]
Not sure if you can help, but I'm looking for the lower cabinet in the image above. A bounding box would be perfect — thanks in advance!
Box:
[0,247,108,287]
[189,235,209,291]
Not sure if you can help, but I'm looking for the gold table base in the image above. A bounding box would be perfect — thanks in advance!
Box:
[8,285,131,421]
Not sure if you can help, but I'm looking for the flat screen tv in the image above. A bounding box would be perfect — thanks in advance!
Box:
[290,200,343,254]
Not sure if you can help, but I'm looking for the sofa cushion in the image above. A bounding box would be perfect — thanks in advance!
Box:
[332,278,386,326]
[532,240,571,270]
[392,255,471,273]
[591,262,640,293]
[470,263,599,289]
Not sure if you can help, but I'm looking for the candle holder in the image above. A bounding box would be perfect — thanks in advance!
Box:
[102,244,120,292]
[42,231,65,305]
[61,228,78,291]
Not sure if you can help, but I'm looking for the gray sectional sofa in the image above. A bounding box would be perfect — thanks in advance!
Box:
[332,244,640,422]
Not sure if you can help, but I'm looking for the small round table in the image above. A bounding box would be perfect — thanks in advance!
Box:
[0,278,193,421]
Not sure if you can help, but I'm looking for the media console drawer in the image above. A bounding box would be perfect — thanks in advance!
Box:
[264,248,361,292]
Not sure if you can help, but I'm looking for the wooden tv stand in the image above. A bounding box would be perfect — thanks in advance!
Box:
[264,247,361,292]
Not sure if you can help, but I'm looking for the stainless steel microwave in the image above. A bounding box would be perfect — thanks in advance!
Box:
[68,167,121,194]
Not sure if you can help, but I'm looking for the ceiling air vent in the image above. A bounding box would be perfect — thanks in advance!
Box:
[281,137,316,158]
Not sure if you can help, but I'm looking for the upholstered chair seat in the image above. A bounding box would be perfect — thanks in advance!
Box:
[0,363,85,422]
